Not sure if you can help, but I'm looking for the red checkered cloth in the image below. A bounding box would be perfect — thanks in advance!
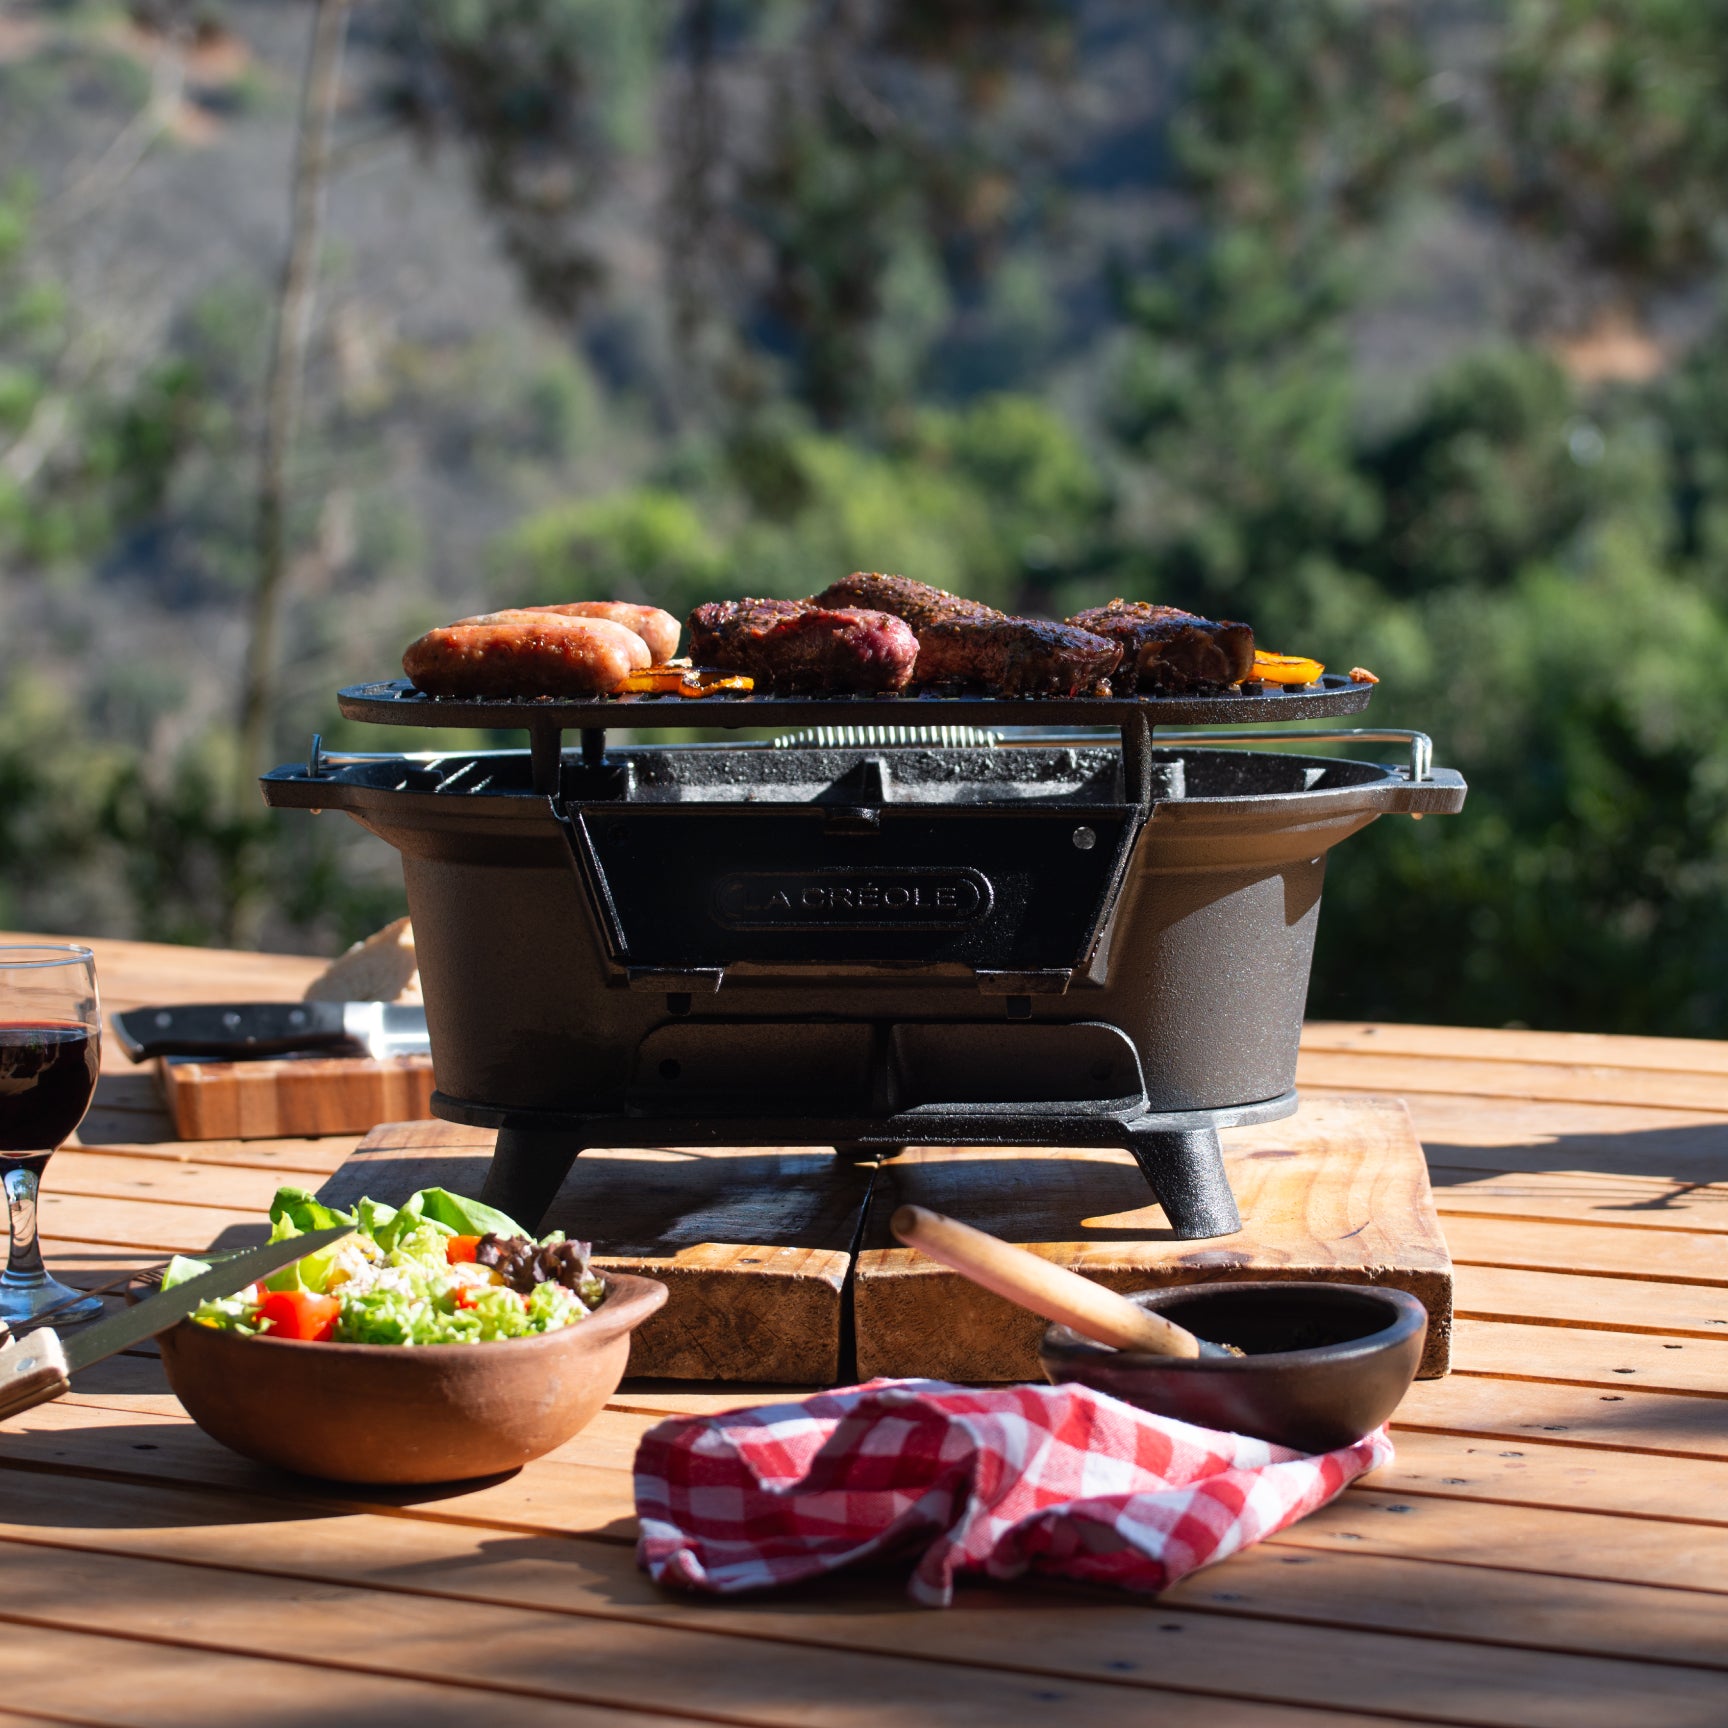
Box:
[635,1378,1391,1605]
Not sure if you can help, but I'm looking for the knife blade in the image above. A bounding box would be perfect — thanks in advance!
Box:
[111,1001,430,1062]
[0,1225,354,1421]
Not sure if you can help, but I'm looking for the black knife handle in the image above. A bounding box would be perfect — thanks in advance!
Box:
[110,1001,352,1062]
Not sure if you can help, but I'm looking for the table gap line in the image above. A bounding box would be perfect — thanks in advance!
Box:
[1448,1367,1728,1401]
[1435,1208,1728,1238]
[1333,1482,1728,1534]
[1388,1419,1728,1465]
[1452,1258,1728,1290]
[1298,1081,1728,1114]
[1424,1160,1728,1189]
[1300,1030,1728,1075]
[1270,1525,1728,1600]
[64,1145,340,1174]
[1454,1308,1728,1338]
[41,1186,287,1216]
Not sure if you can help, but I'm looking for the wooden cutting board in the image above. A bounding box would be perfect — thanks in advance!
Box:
[156,1053,435,1140]
[853,1095,1452,1381]
[312,1095,1451,1384]
[317,1124,873,1384]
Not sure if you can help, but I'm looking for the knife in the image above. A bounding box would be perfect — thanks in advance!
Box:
[111,1001,430,1063]
[0,1225,354,1422]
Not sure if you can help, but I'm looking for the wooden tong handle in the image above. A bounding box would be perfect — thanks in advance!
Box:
[0,1329,71,1423]
[890,1204,1206,1359]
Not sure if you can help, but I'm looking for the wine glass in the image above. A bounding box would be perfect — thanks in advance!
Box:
[0,945,105,1327]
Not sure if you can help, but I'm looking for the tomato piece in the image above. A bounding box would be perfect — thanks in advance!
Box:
[446,1234,482,1264]
[257,1289,340,1342]
[452,1283,526,1312]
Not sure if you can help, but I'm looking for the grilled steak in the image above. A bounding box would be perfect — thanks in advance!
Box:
[914,616,1121,697]
[1067,601,1254,694]
[404,610,651,697]
[818,573,1118,696]
[815,572,999,632]
[689,599,918,693]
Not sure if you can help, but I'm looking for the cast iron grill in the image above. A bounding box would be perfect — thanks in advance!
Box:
[263,675,1464,1240]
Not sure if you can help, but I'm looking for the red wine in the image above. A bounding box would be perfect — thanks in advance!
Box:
[0,1021,99,1154]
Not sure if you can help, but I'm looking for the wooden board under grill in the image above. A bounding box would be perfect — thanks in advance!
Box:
[317,1124,873,1384]
[156,1053,435,1140]
[855,1096,1451,1381]
[316,1096,1448,1384]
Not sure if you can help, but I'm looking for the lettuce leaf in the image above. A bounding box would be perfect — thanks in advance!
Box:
[407,1187,526,1239]
[262,1188,357,1292]
[159,1254,212,1292]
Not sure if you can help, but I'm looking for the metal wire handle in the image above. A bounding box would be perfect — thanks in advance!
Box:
[1149,726,1433,782]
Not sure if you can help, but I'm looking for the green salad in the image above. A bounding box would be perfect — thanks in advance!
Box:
[162,1185,605,1345]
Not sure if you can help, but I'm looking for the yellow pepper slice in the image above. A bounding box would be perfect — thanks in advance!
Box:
[617,667,755,696]
[1252,650,1325,686]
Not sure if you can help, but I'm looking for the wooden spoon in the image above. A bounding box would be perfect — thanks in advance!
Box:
[890,1205,1241,1360]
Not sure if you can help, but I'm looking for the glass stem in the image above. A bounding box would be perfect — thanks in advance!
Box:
[3,1166,47,1287]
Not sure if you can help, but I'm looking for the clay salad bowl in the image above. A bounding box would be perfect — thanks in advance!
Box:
[1040,1280,1427,1453]
[152,1270,667,1485]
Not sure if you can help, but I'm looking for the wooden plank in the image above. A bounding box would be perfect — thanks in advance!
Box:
[1430,1166,1728,1233]
[319,1121,875,1383]
[0,1400,644,1539]
[1455,1264,1728,1336]
[157,1052,435,1140]
[1303,1020,1728,1077]
[1394,1374,1728,1460]
[0,1532,1722,1728]
[37,1192,264,1256]
[1297,1049,1728,1111]
[1366,1094,1728,1184]
[40,1150,296,1212]
[5,1464,1728,1692]
[1452,1318,1728,1397]
[0,929,324,1000]
[1171,1541,1728,1669]
[1281,1486,1728,1597]
[1445,1215,1728,1285]
[610,1385,1728,1526]
[18,1390,1728,1604]
[1378,1429,1728,1527]
[855,1097,1452,1381]
[0,1621,696,1728]
[67,1126,356,1175]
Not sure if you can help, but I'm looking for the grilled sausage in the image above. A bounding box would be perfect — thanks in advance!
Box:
[403,609,651,698]
[527,601,681,665]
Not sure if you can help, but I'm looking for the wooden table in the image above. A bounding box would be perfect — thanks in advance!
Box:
[3,932,1726,1727]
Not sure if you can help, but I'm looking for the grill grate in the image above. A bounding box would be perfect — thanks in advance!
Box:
[337,675,1374,735]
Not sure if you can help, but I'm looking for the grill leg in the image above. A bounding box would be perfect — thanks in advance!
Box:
[479,1127,584,1233]
[1124,1126,1241,1240]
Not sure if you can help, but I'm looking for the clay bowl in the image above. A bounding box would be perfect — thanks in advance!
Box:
[1039,1280,1426,1453]
[150,1271,667,1485]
